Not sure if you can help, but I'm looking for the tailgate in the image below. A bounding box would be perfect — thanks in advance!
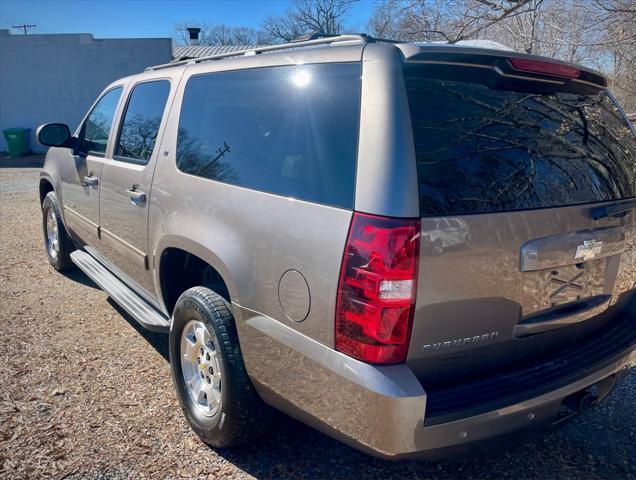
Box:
[401,50,636,384]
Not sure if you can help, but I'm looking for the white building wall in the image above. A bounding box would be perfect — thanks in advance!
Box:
[0,30,171,153]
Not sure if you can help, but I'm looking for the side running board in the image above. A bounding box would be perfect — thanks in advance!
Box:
[70,250,170,332]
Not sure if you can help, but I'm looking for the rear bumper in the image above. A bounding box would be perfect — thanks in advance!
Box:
[234,304,636,459]
[411,353,634,460]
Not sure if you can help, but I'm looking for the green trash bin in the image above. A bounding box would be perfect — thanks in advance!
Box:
[3,128,31,158]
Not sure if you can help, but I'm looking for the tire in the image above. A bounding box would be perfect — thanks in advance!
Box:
[169,287,273,448]
[41,191,75,271]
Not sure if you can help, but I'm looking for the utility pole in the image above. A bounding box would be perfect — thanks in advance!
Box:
[12,24,36,34]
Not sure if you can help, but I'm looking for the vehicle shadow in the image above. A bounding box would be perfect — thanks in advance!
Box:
[210,417,614,480]
[212,416,515,479]
[60,268,101,290]
[0,154,45,168]
[106,297,170,362]
[60,266,169,360]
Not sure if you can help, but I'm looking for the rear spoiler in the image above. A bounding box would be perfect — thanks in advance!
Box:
[396,44,607,92]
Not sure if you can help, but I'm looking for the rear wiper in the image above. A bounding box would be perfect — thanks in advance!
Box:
[589,199,636,220]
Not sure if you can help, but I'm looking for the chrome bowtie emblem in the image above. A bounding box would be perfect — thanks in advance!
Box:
[575,239,603,261]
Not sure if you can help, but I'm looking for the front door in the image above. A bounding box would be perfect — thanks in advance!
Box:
[98,79,171,296]
[61,87,123,247]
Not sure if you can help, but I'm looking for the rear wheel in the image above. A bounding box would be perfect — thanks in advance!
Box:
[169,287,273,447]
[41,191,75,271]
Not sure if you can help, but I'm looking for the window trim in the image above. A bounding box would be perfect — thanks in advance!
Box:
[112,78,172,166]
[77,85,125,158]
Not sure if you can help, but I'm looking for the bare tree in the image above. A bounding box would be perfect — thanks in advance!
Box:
[173,22,195,46]
[594,0,636,14]
[174,21,269,46]
[368,0,539,43]
[174,1,635,109]
[367,0,636,110]
[487,0,636,109]
[595,0,636,111]
[366,0,408,39]
[263,0,358,43]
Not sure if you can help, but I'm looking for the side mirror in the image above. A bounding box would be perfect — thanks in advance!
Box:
[36,123,74,147]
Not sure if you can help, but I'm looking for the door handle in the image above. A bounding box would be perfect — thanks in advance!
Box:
[81,175,99,187]
[126,187,146,206]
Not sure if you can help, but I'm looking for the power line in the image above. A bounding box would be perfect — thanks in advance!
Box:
[0,13,60,33]
[11,23,36,34]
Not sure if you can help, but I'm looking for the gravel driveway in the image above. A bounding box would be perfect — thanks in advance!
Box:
[1,163,635,479]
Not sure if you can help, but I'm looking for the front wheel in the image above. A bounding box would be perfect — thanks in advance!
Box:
[169,287,273,448]
[41,191,75,271]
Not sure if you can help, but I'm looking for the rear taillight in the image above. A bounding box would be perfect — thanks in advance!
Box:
[508,58,580,79]
[335,213,421,364]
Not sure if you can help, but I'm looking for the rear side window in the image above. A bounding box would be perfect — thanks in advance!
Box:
[115,80,170,164]
[405,71,636,215]
[176,63,361,209]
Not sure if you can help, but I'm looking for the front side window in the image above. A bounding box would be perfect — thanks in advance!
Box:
[79,87,123,156]
[176,63,361,209]
[115,80,171,164]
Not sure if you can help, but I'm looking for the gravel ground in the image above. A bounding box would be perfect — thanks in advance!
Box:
[1,161,635,479]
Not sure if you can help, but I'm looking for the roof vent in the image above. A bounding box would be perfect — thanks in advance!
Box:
[186,27,201,45]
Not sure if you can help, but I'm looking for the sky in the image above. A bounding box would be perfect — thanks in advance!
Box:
[0,0,377,39]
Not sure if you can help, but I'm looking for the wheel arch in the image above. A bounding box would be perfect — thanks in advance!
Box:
[155,237,238,315]
[39,175,71,234]
[39,176,55,207]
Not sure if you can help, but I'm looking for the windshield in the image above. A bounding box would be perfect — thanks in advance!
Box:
[404,69,636,216]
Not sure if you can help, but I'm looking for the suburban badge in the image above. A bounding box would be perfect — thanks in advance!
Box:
[422,331,499,353]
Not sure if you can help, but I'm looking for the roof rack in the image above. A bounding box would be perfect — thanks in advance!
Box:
[146,34,371,71]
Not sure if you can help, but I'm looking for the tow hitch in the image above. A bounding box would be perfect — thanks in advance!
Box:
[554,374,617,424]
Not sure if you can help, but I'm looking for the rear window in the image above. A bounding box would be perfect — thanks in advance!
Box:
[405,70,636,216]
[176,63,361,209]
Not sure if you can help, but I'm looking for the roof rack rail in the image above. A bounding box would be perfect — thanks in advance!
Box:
[290,32,341,42]
[146,34,371,71]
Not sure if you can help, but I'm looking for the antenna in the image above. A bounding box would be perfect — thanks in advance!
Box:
[12,23,36,34]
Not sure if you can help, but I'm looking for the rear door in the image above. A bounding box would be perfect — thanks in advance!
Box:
[402,53,636,384]
[98,79,172,296]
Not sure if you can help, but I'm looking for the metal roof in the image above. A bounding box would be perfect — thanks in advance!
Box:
[153,35,368,71]
[172,44,261,61]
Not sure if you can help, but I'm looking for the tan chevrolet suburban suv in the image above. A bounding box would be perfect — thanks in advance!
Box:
[37,34,636,459]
